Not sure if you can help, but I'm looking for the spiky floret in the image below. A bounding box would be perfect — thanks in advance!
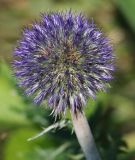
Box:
[13,11,114,115]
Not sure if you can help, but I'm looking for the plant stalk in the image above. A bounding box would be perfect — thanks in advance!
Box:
[71,111,101,160]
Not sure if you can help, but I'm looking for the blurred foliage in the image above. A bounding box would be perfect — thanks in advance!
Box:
[0,0,135,160]
[114,0,135,33]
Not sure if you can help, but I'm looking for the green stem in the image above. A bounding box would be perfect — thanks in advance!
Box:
[71,111,101,160]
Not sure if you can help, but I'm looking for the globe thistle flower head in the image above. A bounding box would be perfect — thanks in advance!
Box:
[13,11,114,116]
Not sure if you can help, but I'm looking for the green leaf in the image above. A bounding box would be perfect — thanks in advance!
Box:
[0,62,29,127]
[4,128,44,160]
[114,0,135,32]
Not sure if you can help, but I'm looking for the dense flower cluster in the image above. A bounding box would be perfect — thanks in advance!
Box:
[13,11,114,115]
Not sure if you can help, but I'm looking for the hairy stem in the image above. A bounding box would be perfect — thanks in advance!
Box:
[71,111,101,160]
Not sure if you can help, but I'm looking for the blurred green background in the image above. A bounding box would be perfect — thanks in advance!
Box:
[0,0,135,160]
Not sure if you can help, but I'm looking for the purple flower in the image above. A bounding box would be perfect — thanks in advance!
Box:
[13,11,114,115]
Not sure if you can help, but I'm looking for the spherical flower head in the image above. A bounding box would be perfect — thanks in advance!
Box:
[13,11,114,116]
